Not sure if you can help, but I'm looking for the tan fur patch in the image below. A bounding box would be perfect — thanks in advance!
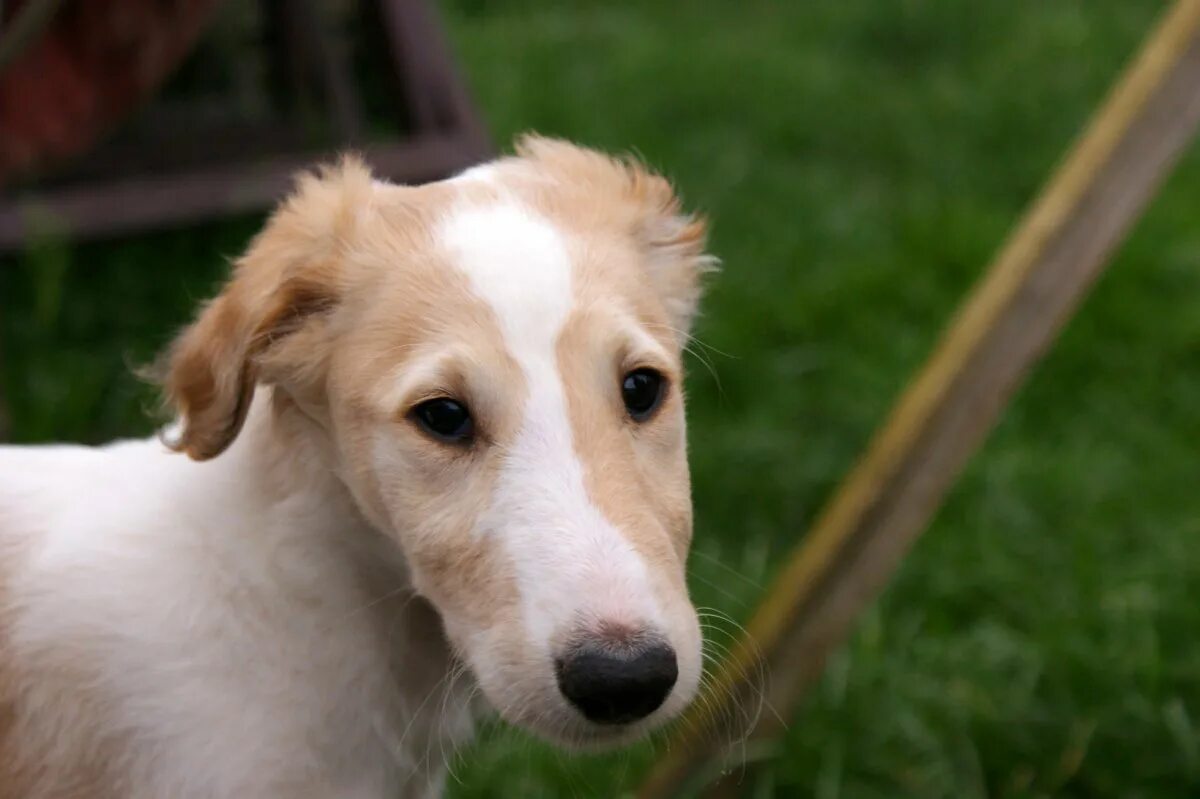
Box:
[510,134,714,341]
[555,297,693,580]
[321,186,526,636]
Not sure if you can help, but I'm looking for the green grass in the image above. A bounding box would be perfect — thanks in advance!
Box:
[3,1,1199,796]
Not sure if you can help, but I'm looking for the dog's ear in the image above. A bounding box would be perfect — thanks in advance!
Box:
[514,135,716,342]
[161,156,374,461]
[623,164,714,340]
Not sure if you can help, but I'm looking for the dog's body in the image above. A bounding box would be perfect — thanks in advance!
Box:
[1,397,471,798]
[0,138,711,798]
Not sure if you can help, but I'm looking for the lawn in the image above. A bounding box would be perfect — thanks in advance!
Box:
[2,1,1199,797]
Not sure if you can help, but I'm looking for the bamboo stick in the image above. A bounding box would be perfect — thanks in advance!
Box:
[639,2,1200,795]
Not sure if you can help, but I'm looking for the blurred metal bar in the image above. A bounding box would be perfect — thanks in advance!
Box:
[0,0,64,69]
[268,0,366,144]
[0,134,480,246]
[639,1,1200,795]
[378,0,490,153]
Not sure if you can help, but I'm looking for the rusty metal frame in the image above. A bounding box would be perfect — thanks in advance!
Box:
[0,0,491,250]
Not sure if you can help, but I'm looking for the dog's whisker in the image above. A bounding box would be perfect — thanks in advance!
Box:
[335,583,414,624]
[690,548,765,590]
[690,572,754,609]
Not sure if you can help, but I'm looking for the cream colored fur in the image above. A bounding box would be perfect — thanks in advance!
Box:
[0,136,712,798]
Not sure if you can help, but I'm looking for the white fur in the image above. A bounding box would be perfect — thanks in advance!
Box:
[438,203,665,654]
[0,400,470,798]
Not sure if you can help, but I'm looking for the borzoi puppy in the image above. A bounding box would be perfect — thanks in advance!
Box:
[0,136,710,798]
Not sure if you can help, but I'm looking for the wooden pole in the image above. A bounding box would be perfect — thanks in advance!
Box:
[639,2,1200,796]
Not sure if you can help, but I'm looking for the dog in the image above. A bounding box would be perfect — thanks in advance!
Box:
[0,136,713,798]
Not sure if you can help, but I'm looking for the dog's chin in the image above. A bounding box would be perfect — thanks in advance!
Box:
[513,712,661,751]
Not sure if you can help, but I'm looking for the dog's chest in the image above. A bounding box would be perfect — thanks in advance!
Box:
[146,561,474,797]
[16,512,473,798]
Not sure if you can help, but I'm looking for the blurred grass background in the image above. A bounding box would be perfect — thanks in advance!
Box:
[3,1,1199,796]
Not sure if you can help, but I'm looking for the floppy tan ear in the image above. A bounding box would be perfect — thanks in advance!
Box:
[161,156,374,460]
[514,134,717,340]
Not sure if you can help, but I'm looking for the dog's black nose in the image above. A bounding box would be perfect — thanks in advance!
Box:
[556,638,678,725]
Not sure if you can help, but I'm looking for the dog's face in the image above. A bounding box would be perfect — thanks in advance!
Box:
[162,137,711,746]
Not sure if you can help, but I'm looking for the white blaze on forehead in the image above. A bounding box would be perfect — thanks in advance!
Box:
[438,202,663,648]
[439,204,571,350]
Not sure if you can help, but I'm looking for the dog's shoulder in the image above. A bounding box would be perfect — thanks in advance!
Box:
[0,438,178,798]
[0,431,423,797]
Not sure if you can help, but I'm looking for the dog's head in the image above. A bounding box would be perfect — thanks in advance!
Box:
[161,136,712,746]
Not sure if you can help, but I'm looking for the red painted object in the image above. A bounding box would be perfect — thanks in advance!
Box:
[0,0,222,185]
[0,0,490,249]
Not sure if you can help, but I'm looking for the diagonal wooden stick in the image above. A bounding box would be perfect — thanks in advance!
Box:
[639,2,1200,796]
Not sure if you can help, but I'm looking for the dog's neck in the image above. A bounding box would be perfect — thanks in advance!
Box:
[198,387,477,792]
[216,388,397,568]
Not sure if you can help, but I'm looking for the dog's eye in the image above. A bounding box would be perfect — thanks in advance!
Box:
[621,368,666,421]
[412,398,473,443]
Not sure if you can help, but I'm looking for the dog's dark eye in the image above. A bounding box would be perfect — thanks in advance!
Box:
[412,398,473,443]
[622,368,666,421]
